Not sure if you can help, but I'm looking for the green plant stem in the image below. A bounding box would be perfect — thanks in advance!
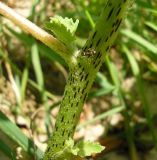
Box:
[44,1,131,159]
[0,2,71,63]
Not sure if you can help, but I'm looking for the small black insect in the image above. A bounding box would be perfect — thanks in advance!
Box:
[82,48,96,57]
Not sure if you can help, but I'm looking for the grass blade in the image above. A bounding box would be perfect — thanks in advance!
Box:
[85,10,95,29]
[123,45,157,148]
[88,72,115,99]
[121,29,157,57]
[0,139,16,160]
[0,111,43,159]
[145,21,157,32]
[105,56,120,88]
[96,72,114,88]
[20,66,29,104]
[77,106,124,130]
[88,87,114,99]
[31,43,44,91]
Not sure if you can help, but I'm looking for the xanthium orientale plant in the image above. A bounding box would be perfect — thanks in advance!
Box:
[0,0,132,160]
[44,0,132,159]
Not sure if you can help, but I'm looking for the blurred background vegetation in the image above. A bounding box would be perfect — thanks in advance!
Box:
[0,0,157,160]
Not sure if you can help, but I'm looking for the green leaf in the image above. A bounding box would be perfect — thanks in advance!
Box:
[65,139,79,156]
[51,139,104,159]
[46,15,79,46]
[51,138,76,160]
[75,141,105,158]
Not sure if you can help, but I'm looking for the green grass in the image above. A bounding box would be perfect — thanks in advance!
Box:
[0,111,43,159]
